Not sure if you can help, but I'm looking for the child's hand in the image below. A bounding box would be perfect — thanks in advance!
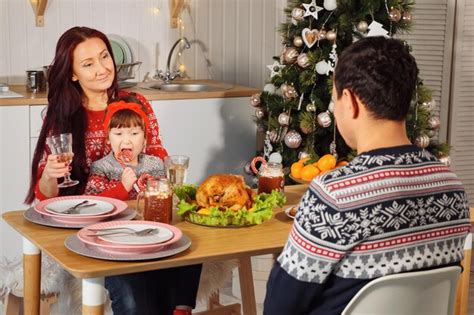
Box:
[121,167,138,192]
[42,154,70,180]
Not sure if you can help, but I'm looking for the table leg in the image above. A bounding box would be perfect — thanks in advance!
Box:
[238,257,257,315]
[82,277,105,315]
[23,237,41,315]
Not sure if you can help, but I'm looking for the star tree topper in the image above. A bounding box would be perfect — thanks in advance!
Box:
[267,60,286,78]
[303,0,323,20]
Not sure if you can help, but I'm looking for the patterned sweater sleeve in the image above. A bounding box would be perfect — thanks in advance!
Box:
[85,162,129,200]
[264,181,350,314]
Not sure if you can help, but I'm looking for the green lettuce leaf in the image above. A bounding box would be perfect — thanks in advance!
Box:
[176,185,286,226]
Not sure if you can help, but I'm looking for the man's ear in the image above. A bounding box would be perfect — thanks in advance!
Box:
[342,89,360,119]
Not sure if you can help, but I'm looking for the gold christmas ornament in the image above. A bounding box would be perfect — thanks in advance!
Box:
[298,151,311,160]
[281,83,298,100]
[291,7,305,21]
[250,93,261,107]
[326,30,337,41]
[297,53,311,68]
[284,130,302,149]
[439,155,451,167]
[255,108,265,119]
[318,30,327,40]
[317,111,332,127]
[293,36,304,47]
[389,8,402,22]
[415,135,430,148]
[357,21,369,33]
[278,112,291,126]
[283,47,299,64]
[306,103,316,112]
[402,11,412,22]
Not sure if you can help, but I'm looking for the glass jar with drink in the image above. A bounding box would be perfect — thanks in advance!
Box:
[137,178,173,224]
[164,155,190,186]
[257,162,284,194]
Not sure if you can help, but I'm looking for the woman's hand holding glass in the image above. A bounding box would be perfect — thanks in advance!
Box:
[45,133,79,188]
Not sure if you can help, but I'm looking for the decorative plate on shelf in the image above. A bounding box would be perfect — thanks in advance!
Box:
[107,34,133,64]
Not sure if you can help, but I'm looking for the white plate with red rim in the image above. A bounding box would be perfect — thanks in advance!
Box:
[97,223,174,245]
[34,196,127,224]
[77,220,182,253]
[44,199,114,216]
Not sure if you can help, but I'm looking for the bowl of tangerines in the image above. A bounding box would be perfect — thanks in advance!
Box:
[289,154,348,184]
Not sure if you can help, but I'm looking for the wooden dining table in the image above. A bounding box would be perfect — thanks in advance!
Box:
[2,185,473,315]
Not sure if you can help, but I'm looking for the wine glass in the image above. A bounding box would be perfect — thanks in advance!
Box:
[164,155,189,187]
[46,133,79,188]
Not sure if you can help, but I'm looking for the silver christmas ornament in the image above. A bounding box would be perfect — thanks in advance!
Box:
[255,108,265,119]
[250,93,261,107]
[269,152,283,163]
[306,103,316,112]
[389,8,402,22]
[243,162,253,175]
[323,0,337,11]
[428,116,441,130]
[293,36,304,47]
[427,130,436,138]
[316,60,329,75]
[422,98,436,111]
[415,135,430,149]
[263,83,276,94]
[297,53,311,68]
[284,130,302,149]
[283,47,299,64]
[291,7,305,21]
[439,155,451,167]
[328,100,335,113]
[278,112,291,126]
[357,21,369,33]
[281,83,298,100]
[298,151,311,160]
[317,111,332,127]
[326,30,337,41]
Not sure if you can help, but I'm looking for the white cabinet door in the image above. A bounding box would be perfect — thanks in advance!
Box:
[152,97,256,184]
[0,105,30,259]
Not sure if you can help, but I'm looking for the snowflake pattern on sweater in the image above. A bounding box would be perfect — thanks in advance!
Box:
[278,145,470,284]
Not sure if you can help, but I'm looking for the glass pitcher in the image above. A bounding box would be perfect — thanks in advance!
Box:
[136,177,173,224]
[258,162,284,194]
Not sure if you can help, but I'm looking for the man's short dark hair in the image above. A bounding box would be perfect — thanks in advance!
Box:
[334,37,419,121]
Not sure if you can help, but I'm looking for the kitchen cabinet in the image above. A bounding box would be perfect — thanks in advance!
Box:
[0,105,31,258]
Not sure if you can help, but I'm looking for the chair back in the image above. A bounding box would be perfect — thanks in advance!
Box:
[341,266,461,315]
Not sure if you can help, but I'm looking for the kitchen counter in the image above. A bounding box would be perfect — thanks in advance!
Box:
[0,80,259,106]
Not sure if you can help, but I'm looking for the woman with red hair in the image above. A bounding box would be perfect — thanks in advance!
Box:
[25,26,200,315]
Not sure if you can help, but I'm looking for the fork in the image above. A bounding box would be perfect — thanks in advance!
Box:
[53,202,97,214]
[86,228,158,237]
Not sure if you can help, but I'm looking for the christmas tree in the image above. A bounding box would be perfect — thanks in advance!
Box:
[248,0,450,181]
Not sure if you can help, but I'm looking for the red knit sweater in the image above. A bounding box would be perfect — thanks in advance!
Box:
[35,92,168,200]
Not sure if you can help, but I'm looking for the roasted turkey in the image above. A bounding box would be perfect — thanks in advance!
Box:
[196,174,256,211]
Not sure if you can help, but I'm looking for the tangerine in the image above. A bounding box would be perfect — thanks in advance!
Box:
[290,162,303,179]
[301,164,320,181]
[337,160,349,167]
[316,154,337,171]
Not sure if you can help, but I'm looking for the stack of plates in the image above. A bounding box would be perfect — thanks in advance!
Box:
[76,220,182,254]
[33,196,128,225]
[107,34,134,65]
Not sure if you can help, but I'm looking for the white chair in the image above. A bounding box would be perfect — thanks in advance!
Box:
[342,266,462,315]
